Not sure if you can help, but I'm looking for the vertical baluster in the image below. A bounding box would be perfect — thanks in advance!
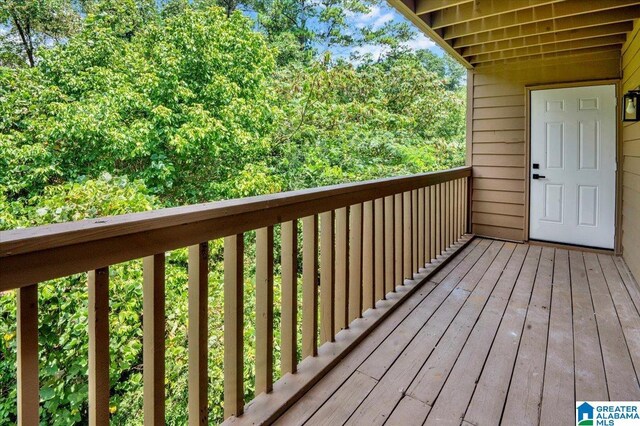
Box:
[465,176,470,234]
[362,201,374,311]
[445,181,451,250]
[412,190,418,273]
[430,186,436,261]
[394,194,403,285]
[436,184,441,256]
[460,179,465,237]
[348,205,362,323]
[403,192,412,279]
[335,208,349,334]
[188,243,208,425]
[17,284,38,426]
[143,253,166,424]
[320,211,335,344]
[453,180,458,241]
[425,187,431,263]
[88,268,109,426]
[302,216,318,358]
[224,236,244,418]
[374,198,385,302]
[256,227,274,394]
[281,221,298,374]
[450,180,455,244]
[384,196,395,294]
[418,188,425,269]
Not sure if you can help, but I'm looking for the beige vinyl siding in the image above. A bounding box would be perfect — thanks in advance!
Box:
[622,19,640,282]
[469,49,621,242]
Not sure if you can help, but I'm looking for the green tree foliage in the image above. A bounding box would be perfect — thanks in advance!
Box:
[0,1,466,424]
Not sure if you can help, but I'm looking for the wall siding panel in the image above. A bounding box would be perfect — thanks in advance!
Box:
[622,19,640,283]
[470,48,621,243]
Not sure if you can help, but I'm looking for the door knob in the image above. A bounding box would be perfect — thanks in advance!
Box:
[532,174,546,180]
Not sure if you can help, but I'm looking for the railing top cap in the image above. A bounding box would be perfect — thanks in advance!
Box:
[0,167,470,260]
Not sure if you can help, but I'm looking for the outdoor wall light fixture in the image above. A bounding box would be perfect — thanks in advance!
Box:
[623,88,640,122]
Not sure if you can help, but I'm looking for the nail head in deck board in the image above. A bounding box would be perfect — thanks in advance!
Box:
[256,227,275,394]
[17,284,39,426]
[386,395,431,426]
[143,253,166,424]
[281,221,298,375]
[570,250,609,401]
[407,243,517,405]
[357,240,491,381]
[88,268,110,426]
[464,246,541,426]
[583,252,640,400]
[302,216,319,359]
[539,249,575,426]
[346,242,503,425]
[305,371,378,425]
[224,235,245,418]
[425,244,529,424]
[598,254,640,381]
[501,247,554,425]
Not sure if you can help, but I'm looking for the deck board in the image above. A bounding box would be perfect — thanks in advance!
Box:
[274,239,640,426]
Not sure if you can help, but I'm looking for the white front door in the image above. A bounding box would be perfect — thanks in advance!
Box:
[529,85,616,249]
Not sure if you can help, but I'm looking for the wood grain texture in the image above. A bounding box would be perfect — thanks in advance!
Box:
[188,243,209,425]
[302,216,318,359]
[256,227,274,394]
[1,168,471,290]
[17,284,39,426]
[143,253,166,424]
[281,221,298,375]
[224,236,244,418]
[88,268,110,426]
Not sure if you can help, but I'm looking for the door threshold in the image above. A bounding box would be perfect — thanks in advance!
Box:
[527,239,614,255]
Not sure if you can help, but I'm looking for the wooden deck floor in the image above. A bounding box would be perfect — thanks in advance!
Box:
[275,238,640,426]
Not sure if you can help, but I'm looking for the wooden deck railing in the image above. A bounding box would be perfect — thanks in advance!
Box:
[0,166,471,425]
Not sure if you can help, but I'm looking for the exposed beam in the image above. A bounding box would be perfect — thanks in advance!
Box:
[428,0,564,29]
[443,0,640,41]
[469,34,627,64]
[474,45,622,69]
[415,0,474,15]
[387,0,473,69]
[453,6,640,49]
[462,22,634,57]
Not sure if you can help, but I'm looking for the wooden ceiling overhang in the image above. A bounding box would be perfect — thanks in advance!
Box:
[387,0,640,69]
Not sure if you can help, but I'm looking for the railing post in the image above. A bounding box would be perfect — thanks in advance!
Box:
[188,243,208,425]
[281,221,298,374]
[143,253,166,425]
[302,216,318,358]
[256,227,274,394]
[335,208,349,334]
[224,235,244,418]
[348,205,363,323]
[17,284,38,426]
[88,268,110,426]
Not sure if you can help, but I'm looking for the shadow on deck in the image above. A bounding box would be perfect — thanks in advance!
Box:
[275,238,640,426]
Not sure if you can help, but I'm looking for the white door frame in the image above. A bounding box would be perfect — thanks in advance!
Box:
[525,79,622,253]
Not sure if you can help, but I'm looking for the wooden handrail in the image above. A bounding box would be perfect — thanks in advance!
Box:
[0,166,470,290]
[1,166,472,425]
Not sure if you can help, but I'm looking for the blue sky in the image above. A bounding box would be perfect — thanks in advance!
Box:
[327,1,443,60]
